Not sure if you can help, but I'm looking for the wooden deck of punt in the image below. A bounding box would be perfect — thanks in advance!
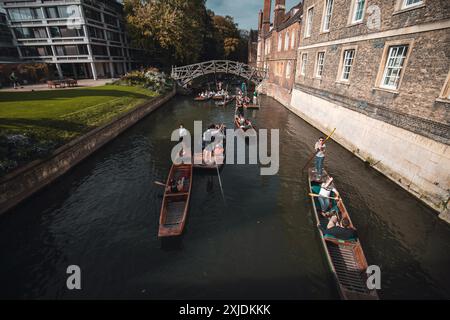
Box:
[193,153,225,170]
[244,103,260,109]
[194,96,210,101]
[308,168,379,300]
[216,97,235,106]
[158,164,193,238]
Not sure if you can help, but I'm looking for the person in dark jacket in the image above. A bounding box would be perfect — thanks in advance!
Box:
[318,216,357,241]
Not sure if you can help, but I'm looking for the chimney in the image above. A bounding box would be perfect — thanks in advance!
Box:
[274,0,286,29]
[258,9,263,33]
[262,0,271,34]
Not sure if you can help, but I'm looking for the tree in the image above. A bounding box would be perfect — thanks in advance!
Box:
[124,0,249,68]
[124,0,207,67]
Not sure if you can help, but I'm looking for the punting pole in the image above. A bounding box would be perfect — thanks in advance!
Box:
[301,128,336,172]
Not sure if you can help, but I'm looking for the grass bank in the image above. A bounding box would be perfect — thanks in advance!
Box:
[0,85,160,176]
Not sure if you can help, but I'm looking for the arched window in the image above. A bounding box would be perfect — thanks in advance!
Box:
[291,31,296,49]
[286,61,292,78]
[285,32,289,51]
[278,33,282,52]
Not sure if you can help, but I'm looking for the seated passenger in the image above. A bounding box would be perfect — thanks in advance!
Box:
[318,177,339,216]
[318,216,357,241]
[213,141,224,164]
[166,177,185,193]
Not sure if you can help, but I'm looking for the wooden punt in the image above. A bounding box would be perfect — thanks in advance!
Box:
[212,94,226,100]
[194,96,210,101]
[308,168,379,300]
[216,96,235,106]
[158,164,193,238]
[244,103,260,109]
[194,128,226,170]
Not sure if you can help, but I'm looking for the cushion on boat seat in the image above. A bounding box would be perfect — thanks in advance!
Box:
[323,234,357,242]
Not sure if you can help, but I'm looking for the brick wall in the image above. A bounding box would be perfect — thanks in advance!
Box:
[297,0,450,140]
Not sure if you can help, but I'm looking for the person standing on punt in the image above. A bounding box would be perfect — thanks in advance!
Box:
[314,136,326,178]
[178,123,188,157]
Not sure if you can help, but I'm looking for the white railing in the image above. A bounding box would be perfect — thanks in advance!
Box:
[171,60,268,88]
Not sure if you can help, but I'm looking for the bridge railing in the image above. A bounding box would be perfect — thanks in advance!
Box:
[171,60,267,88]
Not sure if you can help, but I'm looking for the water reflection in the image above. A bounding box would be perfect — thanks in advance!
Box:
[0,95,448,299]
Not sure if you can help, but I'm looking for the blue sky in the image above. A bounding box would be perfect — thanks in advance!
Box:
[206,0,300,30]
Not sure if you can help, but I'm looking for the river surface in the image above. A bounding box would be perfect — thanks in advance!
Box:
[0,95,449,299]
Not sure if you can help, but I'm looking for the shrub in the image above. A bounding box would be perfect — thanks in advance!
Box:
[113,68,173,93]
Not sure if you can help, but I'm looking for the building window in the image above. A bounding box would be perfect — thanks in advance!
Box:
[50,26,84,38]
[380,45,409,90]
[20,46,52,57]
[403,0,423,9]
[316,51,325,78]
[88,26,105,39]
[439,71,450,100]
[305,7,314,37]
[104,14,117,27]
[322,0,334,32]
[8,8,42,21]
[286,61,292,78]
[291,31,295,49]
[278,33,282,52]
[284,32,289,51]
[45,6,80,19]
[14,27,47,39]
[340,49,356,81]
[351,0,365,23]
[84,8,102,22]
[55,45,88,56]
[300,53,307,76]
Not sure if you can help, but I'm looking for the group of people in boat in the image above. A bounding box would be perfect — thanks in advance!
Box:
[197,91,214,99]
[202,123,225,165]
[234,91,253,129]
[313,136,358,241]
[166,176,185,193]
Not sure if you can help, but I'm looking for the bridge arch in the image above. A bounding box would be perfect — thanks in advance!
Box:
[171,60,267,88]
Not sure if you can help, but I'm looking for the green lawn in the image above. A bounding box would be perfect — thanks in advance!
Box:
[0,85,158,140]
[0,85,159,175]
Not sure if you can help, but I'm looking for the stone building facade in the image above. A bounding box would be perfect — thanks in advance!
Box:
[287,0,450,220]
[257,0,302,106]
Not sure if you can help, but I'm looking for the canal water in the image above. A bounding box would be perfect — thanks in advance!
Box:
[0,95,449,299]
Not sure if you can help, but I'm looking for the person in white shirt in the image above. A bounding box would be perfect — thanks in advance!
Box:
[314,137,326,177]
[318,176,340,215]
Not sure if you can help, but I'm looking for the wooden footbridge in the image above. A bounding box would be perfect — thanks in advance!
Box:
[171,60,267,88]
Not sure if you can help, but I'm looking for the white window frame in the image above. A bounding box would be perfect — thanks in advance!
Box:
[339,48,356,81]
[300,53,307,76]
[291,31,296,49]
[380,44,409,90]
[402,0,423,9]
[315,51,325,78]
[321,0,334,32]
[439,70,450,101]
[286,61,292,79]
[305,6,314,38]
[350,0,366,24]
[284,32,289,51]
[278,33,282,52]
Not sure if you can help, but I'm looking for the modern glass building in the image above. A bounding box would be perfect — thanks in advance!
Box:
[0,0,140,79]
[0,7,18,63]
